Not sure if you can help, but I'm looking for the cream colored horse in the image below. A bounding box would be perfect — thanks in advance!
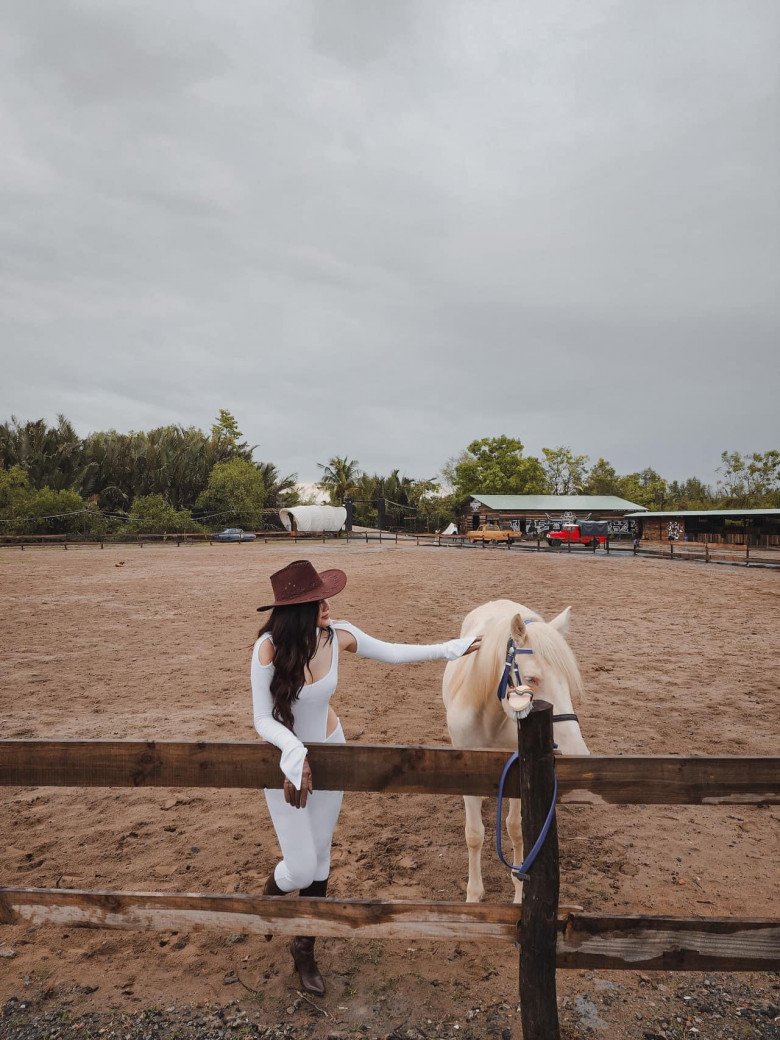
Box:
[442,599,589,903]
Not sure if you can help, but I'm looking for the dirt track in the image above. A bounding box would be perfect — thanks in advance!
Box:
[1,543,778,1039]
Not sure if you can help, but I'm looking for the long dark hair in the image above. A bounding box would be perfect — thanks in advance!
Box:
[258,601,333,732]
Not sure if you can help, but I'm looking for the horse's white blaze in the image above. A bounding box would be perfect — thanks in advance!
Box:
[443,599,590,903]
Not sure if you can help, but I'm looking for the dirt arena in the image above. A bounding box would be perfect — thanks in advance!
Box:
[1,543,778,1039]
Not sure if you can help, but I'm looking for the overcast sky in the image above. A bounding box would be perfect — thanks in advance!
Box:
[1,1,778,485]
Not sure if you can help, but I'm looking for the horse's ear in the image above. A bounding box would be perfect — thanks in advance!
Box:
[548,607,572,639]
[510,613,529,646]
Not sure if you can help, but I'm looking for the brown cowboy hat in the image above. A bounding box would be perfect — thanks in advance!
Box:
[256,559,347,611]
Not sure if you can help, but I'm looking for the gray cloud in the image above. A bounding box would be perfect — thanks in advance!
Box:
[1,0,777,484]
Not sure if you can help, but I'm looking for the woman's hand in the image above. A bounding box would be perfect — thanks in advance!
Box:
[463,635,482,655]
[284,758,313,808]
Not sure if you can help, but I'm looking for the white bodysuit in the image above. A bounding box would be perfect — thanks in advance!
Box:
[251,621,474,892]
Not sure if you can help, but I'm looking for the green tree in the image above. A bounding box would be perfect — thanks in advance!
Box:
[0,465,31,511]
[0,467,103,535]
[317,456,361,505]
[211,408,243,448]
[447,437,546,498]
[541,446,590,494]
[618,468,668,510]
[717,450,780,507]
[20,488,104,535]
[350,471,381,526]
[416,490,459,532]
[255,462,299,509]
[667,477,714,510]
[195,458,266,528]
[583,458,623,497]
[0,415,84,490]
[127,494,199,534]
[209,409,254,466]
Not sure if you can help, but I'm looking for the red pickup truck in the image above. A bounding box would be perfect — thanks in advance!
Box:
[546,524,607,548]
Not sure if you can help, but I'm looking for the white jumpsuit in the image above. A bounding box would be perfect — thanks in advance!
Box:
[251,620,474,893]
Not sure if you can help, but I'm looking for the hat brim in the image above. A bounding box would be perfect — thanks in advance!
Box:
[256,568,347,611]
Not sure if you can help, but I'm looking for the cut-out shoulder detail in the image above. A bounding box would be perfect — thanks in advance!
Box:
[257,633,275,667]
[332,623,357,653]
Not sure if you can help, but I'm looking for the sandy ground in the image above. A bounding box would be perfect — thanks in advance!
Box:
[0,542,778,1039]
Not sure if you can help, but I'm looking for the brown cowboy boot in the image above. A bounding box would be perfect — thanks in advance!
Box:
[262,870,286,941]
[290,878,327,996]
[262,871,285,896]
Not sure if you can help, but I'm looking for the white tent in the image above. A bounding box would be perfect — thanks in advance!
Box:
[279,505,347,533]
[441,522,458,536]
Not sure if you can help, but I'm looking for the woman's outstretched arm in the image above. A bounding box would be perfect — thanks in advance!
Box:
[333,621,480,662]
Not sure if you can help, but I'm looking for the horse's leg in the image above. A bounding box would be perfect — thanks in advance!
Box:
[463,795,485,903]
[506,797,524,904]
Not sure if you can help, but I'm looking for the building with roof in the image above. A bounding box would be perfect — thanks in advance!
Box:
[626,508,780,546]
[458,494,646,537]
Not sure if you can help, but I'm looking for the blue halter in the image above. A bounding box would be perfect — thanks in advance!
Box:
[496,639,534,703]
[494,623,579,880]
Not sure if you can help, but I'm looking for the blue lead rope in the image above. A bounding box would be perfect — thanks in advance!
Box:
[495,752,558,881]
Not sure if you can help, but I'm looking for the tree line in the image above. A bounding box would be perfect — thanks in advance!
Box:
[0,411,296,535]
[1,416,777,536]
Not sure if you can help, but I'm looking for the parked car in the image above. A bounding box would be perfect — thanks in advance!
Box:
[214,528,257,542]
[466,523,515,542]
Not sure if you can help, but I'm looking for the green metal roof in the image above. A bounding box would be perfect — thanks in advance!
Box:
[626,508,780,519]
[468,494,646,512]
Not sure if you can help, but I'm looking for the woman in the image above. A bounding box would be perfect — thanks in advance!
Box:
[251,559,480,996]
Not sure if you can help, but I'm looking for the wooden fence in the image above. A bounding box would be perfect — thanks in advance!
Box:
[0,530,341,550]
[3,528,779,569]
[2,725,779,1038]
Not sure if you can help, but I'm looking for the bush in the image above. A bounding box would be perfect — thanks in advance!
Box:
[127,494,200,534]
[195,459,266,529]
[0,467,106,535]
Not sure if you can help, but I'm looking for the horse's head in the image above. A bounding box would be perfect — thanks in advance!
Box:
[498,607,583,723]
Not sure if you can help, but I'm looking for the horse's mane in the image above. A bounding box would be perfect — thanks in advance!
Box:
[450,601,584,711]
[525,620,585,708]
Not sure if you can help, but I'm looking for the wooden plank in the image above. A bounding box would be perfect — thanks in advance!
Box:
[2,889,777,970]
[0,887,519,941]
[0,742,777,803]
[555,756,780,805]
[559,913,780,972]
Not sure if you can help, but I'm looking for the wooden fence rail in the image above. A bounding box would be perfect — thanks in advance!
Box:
[1,741,777,804]
[1,888,776,972]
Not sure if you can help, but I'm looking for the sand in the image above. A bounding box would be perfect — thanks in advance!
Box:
[1,542,778,1038]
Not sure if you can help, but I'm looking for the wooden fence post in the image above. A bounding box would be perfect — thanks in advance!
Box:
[518,701,560,1040]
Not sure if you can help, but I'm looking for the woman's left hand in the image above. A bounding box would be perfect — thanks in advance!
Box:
[463,635,482,655]
[284,758,313,809]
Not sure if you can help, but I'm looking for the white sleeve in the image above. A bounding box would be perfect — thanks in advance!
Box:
[334,621,476,663]
[251,644,308,790]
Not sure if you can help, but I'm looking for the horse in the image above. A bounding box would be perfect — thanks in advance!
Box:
[442,599,589,903]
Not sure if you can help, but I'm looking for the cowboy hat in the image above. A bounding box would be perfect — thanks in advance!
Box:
[257,559,347,611]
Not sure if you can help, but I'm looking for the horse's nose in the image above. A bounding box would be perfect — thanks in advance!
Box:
[506,687,533,718]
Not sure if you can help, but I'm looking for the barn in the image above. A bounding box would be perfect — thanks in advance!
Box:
[458,494,646,537]
[626,508,780,547]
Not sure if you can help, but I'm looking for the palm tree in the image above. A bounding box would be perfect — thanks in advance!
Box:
[256,462,299,508]
[317,456,361,505]
[0,415,84,490]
